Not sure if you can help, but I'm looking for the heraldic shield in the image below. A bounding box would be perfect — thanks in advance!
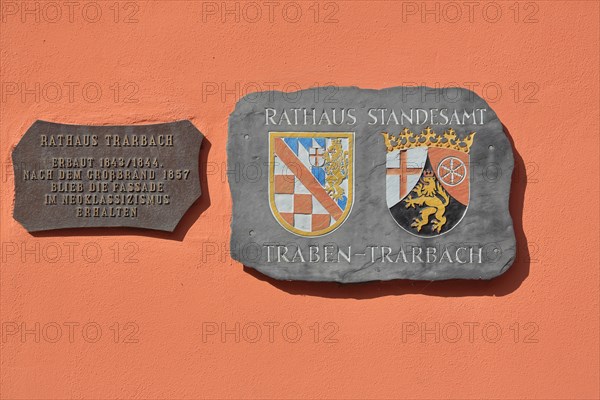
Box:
[383,127,475,237]
[269,132,354,237]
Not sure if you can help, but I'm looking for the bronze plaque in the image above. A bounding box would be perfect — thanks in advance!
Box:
[12,120,203,232]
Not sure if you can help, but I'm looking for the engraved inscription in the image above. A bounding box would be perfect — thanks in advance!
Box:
[13,121,203,232]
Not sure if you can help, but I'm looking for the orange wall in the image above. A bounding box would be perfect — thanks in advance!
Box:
[1,1,598,398]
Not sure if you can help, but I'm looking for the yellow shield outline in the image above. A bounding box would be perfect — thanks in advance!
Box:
[269,132,354,237]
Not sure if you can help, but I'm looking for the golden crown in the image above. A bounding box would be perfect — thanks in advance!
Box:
[382,127,475,153]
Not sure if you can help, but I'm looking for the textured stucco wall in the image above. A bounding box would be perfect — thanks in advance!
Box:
[1,1,598,399]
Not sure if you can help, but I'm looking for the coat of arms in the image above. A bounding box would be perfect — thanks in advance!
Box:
[383,127,475,237]
[269,132,354,236]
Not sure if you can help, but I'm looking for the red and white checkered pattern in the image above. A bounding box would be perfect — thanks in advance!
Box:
[273,170,334,232]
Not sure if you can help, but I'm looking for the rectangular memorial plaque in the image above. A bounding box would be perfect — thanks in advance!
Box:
[228,86,516,282]
[12,120,203,232]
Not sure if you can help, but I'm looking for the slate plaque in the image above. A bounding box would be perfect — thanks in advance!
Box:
[13,120,203,232]
[228,86,516,282]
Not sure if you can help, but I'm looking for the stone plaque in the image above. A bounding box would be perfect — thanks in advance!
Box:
[228,86,516,282]
[13,120,203,232]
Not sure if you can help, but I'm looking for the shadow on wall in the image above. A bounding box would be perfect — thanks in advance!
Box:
[243,125,531,298]
[29,138,212,242]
